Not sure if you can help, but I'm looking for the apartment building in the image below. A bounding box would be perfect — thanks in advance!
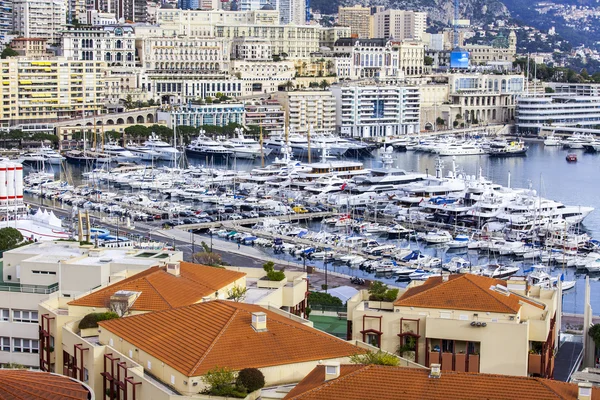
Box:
[447,73,525,126]
[0,0,12,44]
[396,40,425,76]
[549,82,600,97]
[274,90,336,134]
[9,38,48,57]
[41,281,361,400]
[13,0,66,45]
[237,0,276,11]
[331,84,420,137]
[244,99,285,133]
[0,57,106,128]
[61,25,136,67]
[0,241,181,368]
[372,10,427,41]
[158,103,245,127]
[285,364,598,400]
[346,275,559,378]
[338,5,372,39]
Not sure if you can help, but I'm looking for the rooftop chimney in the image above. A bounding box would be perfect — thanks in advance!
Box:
[429,363,441,379]
[109,290,141,316]
[166,262,181,277]
[324,362,340,381]
[251,312,267,332]
[578,382,593,400]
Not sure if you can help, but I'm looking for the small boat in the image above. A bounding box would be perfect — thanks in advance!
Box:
[566,153,577,162]
[488,140,528,157]
[418,230,452,244]
[447,234,470,249]
[481,264,520,279]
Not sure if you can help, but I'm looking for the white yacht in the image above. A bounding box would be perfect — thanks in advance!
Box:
[143,133,180,161]
[543,135,561,146]
[437,142,487,156]
[186,134,232,158]
[102,141,142,163]
[305,176,347,195]
[20,145,65,165]
[562,132,593,149]
[125,142,162,161]
[220,129,271,159]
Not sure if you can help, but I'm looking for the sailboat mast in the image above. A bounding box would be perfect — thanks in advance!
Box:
[259,124,264,168]
[307,124,311,163]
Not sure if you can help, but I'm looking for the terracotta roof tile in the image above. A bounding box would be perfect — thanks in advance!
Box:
[284,365,600,400]
[0,369,91,400]
[394,274,544,314]
[69,262,245,311]
[98,300,365,377]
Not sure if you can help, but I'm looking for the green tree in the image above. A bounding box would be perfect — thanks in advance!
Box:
[436,117,445,127]
[319,79,330,89]
[349,351,400,366]
[227,285,248,302]
[0,227,23,252]
[368,281,399,302]
[1,46,18,59]
[589,324,600,348]
[284,81,294,91]
[201,366,246,397]
[123,94,134,109]
[545,87,555,93]
[124,125,150,140]
[581,68,590,80]
[424,56,434,66]
[236,368,265,393]
[147,98,156,106]
[308,291,343,307]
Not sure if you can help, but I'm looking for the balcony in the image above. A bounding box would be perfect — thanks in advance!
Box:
[427,338,480,373]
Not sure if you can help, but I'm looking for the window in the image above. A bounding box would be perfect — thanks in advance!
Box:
[13,338,38,353]
[0,309,7,321]
[13,310,38,323]
[0,337,9,351]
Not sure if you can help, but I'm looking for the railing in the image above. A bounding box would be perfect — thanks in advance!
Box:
[0,283,58,294]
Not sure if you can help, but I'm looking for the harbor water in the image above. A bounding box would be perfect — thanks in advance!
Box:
[31,141,600,316]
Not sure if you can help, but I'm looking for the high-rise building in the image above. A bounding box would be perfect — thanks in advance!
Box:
[13,0,66,45]
[0,0,13,43]
[279,0,305,25]
[274,90,336,134]
[237,0,275,11]
[331,84,420,137]
[338,5,371,38]
[0,57,106,127]
[372,10,427,41]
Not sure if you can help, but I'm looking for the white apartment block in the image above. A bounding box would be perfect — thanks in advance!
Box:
[61,25,136,67]
[232,37,272,61]
[13,0,66,45]
[0,57,106,127]
[274,90,336,134]
[331,85,420,138]
[372,10,427,41]
[230,60,294,95]
[0,241,181,368]
[516,96,600,135]
[396,40,425,76]
[238,0,276,11]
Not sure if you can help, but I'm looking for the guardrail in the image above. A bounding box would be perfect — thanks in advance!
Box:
[0,283,58,295]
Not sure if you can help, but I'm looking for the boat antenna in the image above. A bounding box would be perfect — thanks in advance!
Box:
[260,123,264,168]
[307,124,312,163]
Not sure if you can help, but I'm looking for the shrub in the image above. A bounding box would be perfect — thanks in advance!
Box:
[201,366,247,398]
[308,292,343,307]
[79,312,119,330]
[236,368,265,393]
[349,350,399,366]
[590,324,600,348]
[368,282,399,302]
[263,261,285,281]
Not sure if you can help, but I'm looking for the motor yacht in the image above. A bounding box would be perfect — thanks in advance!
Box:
[543,135,561,146]
[102,141,142,163]
[144,133,180,161]
[20,145,65,165]
[220,129,271,159]
[125,142,162,161]
[186,134,232,159]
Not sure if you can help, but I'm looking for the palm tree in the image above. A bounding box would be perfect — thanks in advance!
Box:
[284,81,294,91]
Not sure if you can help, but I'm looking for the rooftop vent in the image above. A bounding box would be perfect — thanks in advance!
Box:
[324,362,340,381]
[429,363,441,379]
[490,284,510,296]
[166,262,180,277]
[252,311,267,332]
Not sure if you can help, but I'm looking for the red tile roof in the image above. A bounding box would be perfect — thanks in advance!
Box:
[394,274,545,313]
[98,300,365,377]
[69,262,245,311]
[0,369,91,399]
[284,365,599,400]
